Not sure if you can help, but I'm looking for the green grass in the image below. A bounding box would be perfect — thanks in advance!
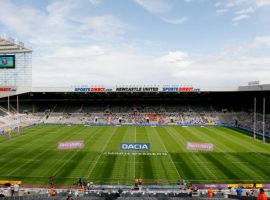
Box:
[0,125,269,185]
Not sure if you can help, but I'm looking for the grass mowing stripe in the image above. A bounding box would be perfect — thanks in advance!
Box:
[218,127,270,152]
[0,125,45,143]
[6,126,87,178]
[193,127,267,180]
[159,127,199,179]
[142,128,166,181]
[0,125,269,184]
[109,127,134,183]
[191,127,252,179]
[86,127,118,179]
[96,127,131,181]
[188,128,264,178]
[255,152,270,162]
[173,127,218,179]
[145,127,174,181]
[153,127,180,178]
[209,127,269,179]
[47,126,100,181]
[168,127,214,179]
[0,126,65,156]
[197,127,253,179]
[205,127,268,179]
[100,127,134,182]
[140,127,155,180]
[1,126,79,176]
[181,127,218,179]
[236,155,269,179]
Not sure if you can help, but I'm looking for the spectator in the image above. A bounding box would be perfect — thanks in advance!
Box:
[87,181,90,190]
[66,194,73,200]
[188,186,193,197]
[78,177,83,189]
[208,188,214,198]
[253,183,257,189]
[14,183,20,196]
[50,187,56,196]
[83,180,87,190]
[257,188,267,200]
[49,176,55,187]
[236,186,243,199]
[182,179,187,188]
[0,190,5,197]
[10,184,15,197]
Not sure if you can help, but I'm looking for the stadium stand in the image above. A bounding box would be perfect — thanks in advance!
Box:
[0,87,269,200]
[0,90,270,136]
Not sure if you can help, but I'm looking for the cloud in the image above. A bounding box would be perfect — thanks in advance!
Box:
[0,0,45,38]
[79,15,127,40]
[223,35,270,56]
[216,0,270,24]
[33,47,196,86]
[134,0,187,26]
[224,0,270,8]
[256,0,270,7]
[162,17,188,25]
[28,39,270,87]
[159,51,190,64]
[232,14,249,22]
[88,0,102,6]
[216,8,228,16]
[1,0,270,87]
[254,36,270,48]
[235,7,255,15]
[0,0,127,45]
[134,0,172,14]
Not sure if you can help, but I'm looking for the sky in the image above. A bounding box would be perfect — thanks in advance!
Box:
[1,0,270,87]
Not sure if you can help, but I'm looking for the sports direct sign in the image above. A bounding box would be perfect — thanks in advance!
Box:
[121,143,150,151]
[187,142,214,151]
[58,141,84,149]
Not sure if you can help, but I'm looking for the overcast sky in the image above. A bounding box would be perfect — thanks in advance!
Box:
[1,0,270,87]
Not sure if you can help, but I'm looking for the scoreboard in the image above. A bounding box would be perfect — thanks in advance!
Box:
[0,55,15,69]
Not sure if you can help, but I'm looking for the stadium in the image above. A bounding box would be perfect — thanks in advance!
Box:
[1,1,270,200]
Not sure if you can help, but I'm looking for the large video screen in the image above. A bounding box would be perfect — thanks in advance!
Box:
[0,55,15,69]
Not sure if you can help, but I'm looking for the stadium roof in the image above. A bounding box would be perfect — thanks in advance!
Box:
[0,34,32,54]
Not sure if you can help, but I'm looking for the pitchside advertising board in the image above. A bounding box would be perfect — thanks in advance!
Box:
[193,183,270,189]
[121,143,150,151]
[74,86,200,93]
[0,55,15,69]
